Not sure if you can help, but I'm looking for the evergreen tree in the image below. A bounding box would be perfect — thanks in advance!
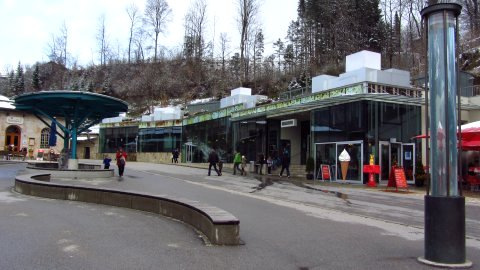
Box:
[14,62,25,95]
[7,70,15,96]
[183,35,195,59]
[353,0,383,52]
[87,81,95,92]
[69,79,79,91]
[253,30,264,80]
[32,63,41,91]
[229,53,241,82]
[273,39,284,73]
[284,44,295,74]
[102,73,113,95]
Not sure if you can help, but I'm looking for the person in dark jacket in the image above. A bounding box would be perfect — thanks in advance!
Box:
[257,153,265,175]
[208,149,221,176]
[279,149,290,177]
[172,148,179,163]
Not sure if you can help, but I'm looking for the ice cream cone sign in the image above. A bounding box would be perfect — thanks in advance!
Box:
[339,149,351,180]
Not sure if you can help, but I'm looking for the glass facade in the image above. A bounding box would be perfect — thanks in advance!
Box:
[232,118,269,162]
[313,101,421,182]
[182,117,231,162]
[138,127,181,152]
[99,126,138,153]
[96,99,423,181]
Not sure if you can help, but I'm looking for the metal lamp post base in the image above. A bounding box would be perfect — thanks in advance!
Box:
[418,195,472,268]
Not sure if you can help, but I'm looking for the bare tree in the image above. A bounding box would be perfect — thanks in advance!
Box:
[47,21,68,66]
[144,0,172,62]
[183,0,208,60]
[236,0,260,82]
[126,3,140,64]
[219,32,230,74]
[463,0,480,41]
[134,29,147,62]
[96,14,110,66]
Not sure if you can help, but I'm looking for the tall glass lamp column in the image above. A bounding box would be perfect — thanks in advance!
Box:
[419,2,472,268]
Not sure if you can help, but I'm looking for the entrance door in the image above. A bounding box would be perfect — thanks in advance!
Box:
[84,147,91,159]
[5,125,21,152]
[390,143,402,166]
[185,142,195,163]
[401,143,415,183]
[379,141,415,184]
[379,141,390,183]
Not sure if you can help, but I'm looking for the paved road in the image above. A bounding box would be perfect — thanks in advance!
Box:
[1,161,479,269]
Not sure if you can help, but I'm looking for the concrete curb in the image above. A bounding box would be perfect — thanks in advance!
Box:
[14,173,240,245]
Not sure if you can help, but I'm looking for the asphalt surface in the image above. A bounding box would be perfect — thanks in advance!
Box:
[1,160,479,270]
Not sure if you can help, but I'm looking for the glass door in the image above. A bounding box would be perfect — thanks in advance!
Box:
[379,141,415,185]
[390,143,402,167]
[401,143,415,184]
[379,141,390,183]
[185,142,195,163]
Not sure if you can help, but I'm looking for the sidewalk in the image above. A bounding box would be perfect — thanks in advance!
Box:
[8,159,479,200]
[103,160,480,200]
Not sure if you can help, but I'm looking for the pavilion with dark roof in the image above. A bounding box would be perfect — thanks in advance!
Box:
[14,91,128,169]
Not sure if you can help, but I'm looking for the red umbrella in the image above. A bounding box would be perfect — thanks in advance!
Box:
[412,121,480,150]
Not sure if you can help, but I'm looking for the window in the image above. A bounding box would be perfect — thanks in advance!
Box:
[40,128,50,148]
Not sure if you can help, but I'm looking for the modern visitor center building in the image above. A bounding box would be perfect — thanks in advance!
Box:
[98,50,480,185]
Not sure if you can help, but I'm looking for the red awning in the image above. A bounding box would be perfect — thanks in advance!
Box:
[413,122,480,151]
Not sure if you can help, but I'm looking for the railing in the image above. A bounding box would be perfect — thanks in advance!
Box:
[462,85,480,97]
[366,83,423,98]
[279,87,311,100]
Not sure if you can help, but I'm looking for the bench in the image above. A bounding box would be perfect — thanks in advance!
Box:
[15,173,240,245]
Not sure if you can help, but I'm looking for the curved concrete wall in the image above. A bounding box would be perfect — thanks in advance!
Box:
[26,162,114,179]
[14,174,240,245]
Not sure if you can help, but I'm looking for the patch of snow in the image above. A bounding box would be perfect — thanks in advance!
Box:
[0,95,14,109]
[189,98,215,104]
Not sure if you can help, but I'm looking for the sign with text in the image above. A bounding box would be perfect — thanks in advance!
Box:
[387,166,409,191]
[320,164,331,181]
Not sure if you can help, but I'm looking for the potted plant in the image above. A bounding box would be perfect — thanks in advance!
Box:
[306,156,315,180]
[414,159,426,187]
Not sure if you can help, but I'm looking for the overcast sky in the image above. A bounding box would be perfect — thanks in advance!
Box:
[0,0,297,74]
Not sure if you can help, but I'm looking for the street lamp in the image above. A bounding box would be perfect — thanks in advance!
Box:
[419,1,472,267]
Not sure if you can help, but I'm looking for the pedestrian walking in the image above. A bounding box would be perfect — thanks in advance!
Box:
[172,148,179,163]
[233,151,242,175]
[103,155,112,169]
[208,149,221,176]
[267,156,273,175]
[279,149,290,177]
[241,155,247,176]
[257,153,265,175]
[116,147,127,177]
[218,159,224,175]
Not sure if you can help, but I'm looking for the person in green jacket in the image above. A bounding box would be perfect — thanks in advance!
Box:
[233,151,242,175]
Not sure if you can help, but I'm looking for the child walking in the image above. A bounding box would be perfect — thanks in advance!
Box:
[267,156,273,175]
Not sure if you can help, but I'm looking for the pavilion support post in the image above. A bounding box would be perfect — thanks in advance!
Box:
[67,127,78,169]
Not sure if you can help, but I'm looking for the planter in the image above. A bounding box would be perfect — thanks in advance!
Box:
[415,175,426,187]
[306,173,314,180]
